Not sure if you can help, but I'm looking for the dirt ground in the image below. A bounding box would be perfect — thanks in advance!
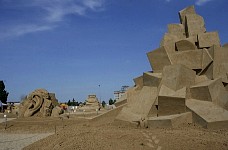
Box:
[0,112,228,150]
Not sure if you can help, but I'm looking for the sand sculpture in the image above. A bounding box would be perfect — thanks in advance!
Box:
[115,6,228,129]
[19,89,62,117]
[79,94,101,111]
[85,95,100,105]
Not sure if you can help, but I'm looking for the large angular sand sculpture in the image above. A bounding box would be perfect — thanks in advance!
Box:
[19,89,61,117]
[115,6,228,129]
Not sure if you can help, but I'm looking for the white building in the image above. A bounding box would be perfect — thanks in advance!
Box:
[114,86,129,100]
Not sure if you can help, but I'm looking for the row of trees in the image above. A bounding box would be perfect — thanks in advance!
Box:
[66,98,116,107]
[67,98,86,106]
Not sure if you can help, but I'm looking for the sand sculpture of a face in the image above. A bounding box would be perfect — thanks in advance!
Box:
[19,89,53,117]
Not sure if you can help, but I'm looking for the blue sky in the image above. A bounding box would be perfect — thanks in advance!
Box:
[0,0,227,103]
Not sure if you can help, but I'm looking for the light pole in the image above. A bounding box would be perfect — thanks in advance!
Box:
[99,85,101,102]
[4,114,7,130]
[98,85,101,109]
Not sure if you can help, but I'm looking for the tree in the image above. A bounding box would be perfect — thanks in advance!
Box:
[102,101,106,107]
[72,98,76,106]
[0,81,8,104]
[75,101,79,106]
[67,98,79,106]
[67,100,71,106]
[109,98,114,105]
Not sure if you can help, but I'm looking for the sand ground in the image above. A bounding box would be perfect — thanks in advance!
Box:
[0,111,228,150]
[0,133,53,150]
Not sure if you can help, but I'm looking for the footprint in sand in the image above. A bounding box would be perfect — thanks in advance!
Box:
[141,131,162,150]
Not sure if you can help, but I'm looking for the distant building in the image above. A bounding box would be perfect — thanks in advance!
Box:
[114,85,129,100]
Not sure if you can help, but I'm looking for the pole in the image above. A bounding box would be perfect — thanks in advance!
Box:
[4,114,7,130]
[98,85,102,110]
[98,85,101,102]
[98,84,102,105]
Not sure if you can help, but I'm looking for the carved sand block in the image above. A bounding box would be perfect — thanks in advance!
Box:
[159,85,186,99]
[133,75,144,90]
[158,85,186,116]
[178,5,196,26]
[115,88,142,122]
[160,33,179,48]
[158,96,186,116]
[199,46,217,79]
[147,112,192,128]
[115,106,141,123]
[116,86,157,122]
[194,75,210,84]
[161,64,195,91]
[158,92,186,116]
[135,86,158,118]
[167,24,186,39]
[175,39,196,51]
[190,78,228,110]
[198,32,220,48]
[143,72,162,87]
[147,46,172,73]
[201,48,213,71]
[185,14,206,43]
[172,50,203,70]
[204,45,228,81]
[212,46,228,80]
[186,99,228,129]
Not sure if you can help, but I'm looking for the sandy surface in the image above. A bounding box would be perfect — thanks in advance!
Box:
[0,111,228,150]
[0,118,16,123]
[0,133,53,150]
[0,113,54,150]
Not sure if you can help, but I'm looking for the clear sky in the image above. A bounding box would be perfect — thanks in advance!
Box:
[0,0,227,103]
